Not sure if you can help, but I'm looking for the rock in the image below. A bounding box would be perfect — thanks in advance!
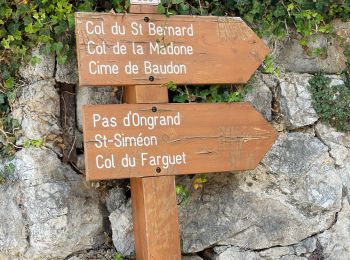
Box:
[317,199,350,260]
[278,73,318,129]
[179,132,342,253]
[76,130,84,149]
[293,237,317,256]
[315,122,350,149]
[19,47,55,84]
[109,200,134,256]
[76,87,119,131]
[0,185,28,259]
[76,154,85,171]
[336,158,350,204]
[263,132,325,176]
[215,243,308,260]
[329,143,349,167]
[244,73,273,121]
[315,122,350,167]
[333,19,350,46]
[279,256,307,260]
[182,255,203,260]
[106,187,127,213]
[263,133,341,210]
[65,247,117,260]
[12,79,60,141]
[11,148,105,259]
[275,33,346,74]
[328,75,345,87]
[259,246,295,258]
[55,56,79,84]
[213,246,261,260]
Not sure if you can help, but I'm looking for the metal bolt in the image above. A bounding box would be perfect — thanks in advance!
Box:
[149,76,154,81]
[156,167,161,173]
[144,17,150,22]
[152,106,157,112]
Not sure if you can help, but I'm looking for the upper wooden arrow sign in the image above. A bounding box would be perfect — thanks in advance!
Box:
[82,102,277,181]
[75,13,269,86]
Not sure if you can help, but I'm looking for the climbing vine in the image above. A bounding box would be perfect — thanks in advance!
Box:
[158,0,350,39]
[308,49,350,132]
[0,0,349,157]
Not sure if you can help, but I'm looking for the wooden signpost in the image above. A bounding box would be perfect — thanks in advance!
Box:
[75,4,276,260]
[83,103,276,180]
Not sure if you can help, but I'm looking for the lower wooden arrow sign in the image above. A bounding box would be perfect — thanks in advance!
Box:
[82,102,277,181]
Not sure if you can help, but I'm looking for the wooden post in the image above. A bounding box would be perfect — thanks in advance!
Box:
[126,5,181,260]
[125,84,181,260]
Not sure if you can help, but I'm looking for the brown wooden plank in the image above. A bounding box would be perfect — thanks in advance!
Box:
[126,7,181,260]
[75,12,269,86]
[129,4,158,14]
[131,176,181,260]
[124,85,168,104]
[127,85,181,260]
[82,102,277,180]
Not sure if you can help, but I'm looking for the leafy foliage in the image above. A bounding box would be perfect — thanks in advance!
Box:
[308,46,350,132]
[0,0,74,156]
[0,0,129,157]
[23,138,45,148]
[158,0,350,39]
[308,72,350,132]
[114,253,123,260]
[192,174,208,190]
[262,55,280,75]
[0,162,14,184]
[160,0,349,102]
[344,45,350,90]
[0,0,349,157]
[176,184,189,206]
[169,84,250,103]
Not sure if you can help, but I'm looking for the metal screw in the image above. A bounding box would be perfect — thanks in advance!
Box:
[152,106,157,112]
[144,17,150,22]
[156,167,161,173]
[149,76,154,81]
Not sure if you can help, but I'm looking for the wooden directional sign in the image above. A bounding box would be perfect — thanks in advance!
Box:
[82,102,277,181]
[76,7,276,260]
[75,13,269,86]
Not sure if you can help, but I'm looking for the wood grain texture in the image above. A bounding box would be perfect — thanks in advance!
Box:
[120,6,180,259]
[129,4,158,13]
[123,85,168,104]
[131,176,181,260]
[82,102,277,181]
[75,12,269,86]
[124,62,181,260]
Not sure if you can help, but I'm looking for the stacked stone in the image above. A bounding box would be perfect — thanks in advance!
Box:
[0,48,107,259]
[1,20,350,260]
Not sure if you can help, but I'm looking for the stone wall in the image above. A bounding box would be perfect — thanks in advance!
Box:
[1,20,350,260]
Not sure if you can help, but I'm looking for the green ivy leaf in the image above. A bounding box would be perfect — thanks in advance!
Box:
[0,94,5,105]
[57,54,67,65]
[157,4,166,14]
[4,78,15,89]
[68,14,75,30]
[6,91,16,103]
[52,41,63,54]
